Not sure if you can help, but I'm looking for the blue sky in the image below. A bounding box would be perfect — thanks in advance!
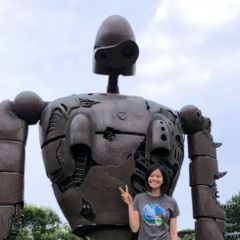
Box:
[1,0,240,231]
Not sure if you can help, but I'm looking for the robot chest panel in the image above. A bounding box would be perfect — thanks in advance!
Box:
[40,95,153,166]
[88,96,153,165]
[90,96,152,133]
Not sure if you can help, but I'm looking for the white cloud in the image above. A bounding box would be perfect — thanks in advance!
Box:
[152,0,240,27]
[137,0,240,102]
[177,0,240,26]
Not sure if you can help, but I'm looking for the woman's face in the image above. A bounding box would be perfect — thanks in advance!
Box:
[148,168,164,190]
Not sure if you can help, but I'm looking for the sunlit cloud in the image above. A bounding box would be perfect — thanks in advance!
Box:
[177,0,240,26]
[136,0,240,102]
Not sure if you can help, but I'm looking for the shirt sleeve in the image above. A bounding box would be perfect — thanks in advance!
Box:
[169,198,180,218]
[133,194,139,211]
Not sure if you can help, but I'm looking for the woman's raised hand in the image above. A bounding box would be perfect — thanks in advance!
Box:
[119,185,133,205]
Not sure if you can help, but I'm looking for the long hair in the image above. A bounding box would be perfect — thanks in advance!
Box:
[145,164,169,195]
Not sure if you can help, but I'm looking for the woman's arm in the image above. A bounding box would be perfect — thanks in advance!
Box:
[128,202,140,233]
[169,217,179,240]
[119,185,140,233]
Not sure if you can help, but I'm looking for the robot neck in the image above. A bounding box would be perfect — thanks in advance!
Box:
[107,74,119,94]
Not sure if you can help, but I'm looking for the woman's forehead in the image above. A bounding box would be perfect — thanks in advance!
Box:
[150,168,162,175]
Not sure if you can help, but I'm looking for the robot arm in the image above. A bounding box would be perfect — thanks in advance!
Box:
[180,105,226,240]
[0,91,46,240]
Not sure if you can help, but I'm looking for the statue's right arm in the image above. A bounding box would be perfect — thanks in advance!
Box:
[0,100,27,240]
[0,91,46,240]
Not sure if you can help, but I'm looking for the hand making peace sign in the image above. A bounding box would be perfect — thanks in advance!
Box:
[119,185,133,205]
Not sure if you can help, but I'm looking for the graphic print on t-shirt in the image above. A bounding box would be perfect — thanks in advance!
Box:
[141,203,165,226]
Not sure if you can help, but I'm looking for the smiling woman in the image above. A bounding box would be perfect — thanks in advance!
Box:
[119,164,179,240]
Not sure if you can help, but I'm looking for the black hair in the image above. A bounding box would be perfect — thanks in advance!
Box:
[145,164,169,195]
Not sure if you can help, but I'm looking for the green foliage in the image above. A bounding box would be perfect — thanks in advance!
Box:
[226,192,240,232]
[181,237,194,240]
[16,204,80,240]
[178,229,195,240]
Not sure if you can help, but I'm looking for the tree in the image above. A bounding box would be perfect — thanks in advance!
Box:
[225,192,240,232]
[178,229,194,240]
[16,204,80,240]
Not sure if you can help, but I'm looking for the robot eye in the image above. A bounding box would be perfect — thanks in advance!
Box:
[122,46,136,59]
[100,53,107,60]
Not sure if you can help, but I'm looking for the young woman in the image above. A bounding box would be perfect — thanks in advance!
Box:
[119,164,179,240]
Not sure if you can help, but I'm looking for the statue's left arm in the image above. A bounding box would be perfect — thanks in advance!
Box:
[180,105,226,240]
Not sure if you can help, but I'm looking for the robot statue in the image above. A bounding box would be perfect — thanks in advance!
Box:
[0,15,226,240]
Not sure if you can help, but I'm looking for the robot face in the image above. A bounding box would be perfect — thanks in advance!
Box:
[94,40,139,73]
[93,15,139,76]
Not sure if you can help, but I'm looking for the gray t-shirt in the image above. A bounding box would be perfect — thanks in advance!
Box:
[133,192,179,240]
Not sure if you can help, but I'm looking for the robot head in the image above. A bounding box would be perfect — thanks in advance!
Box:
[93,15,139,76]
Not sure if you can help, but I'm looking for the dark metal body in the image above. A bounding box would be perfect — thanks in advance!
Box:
[39,94,184,239]
[0,15,226,240]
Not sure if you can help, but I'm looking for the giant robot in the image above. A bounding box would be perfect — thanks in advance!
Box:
[0,15,226,240]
